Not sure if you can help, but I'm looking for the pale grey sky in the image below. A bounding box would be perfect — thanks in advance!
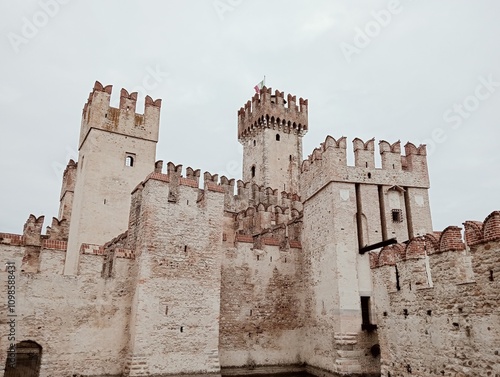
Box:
[0,0,499,234]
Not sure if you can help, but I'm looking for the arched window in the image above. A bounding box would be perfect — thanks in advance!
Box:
[251,165,256,178]
[253,140,256,146]
[125,156,134,167]
[276,134,280,141]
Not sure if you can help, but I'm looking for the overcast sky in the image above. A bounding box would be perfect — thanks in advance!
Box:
[0,0,499,235]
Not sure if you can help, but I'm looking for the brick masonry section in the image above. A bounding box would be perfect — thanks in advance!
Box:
[42,240,67,251]
[0,233,24,246]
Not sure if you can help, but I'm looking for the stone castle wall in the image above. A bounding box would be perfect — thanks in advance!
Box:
[120,171,226,376]
[0,161,309,377]
[370,211,500,377]
[2,82,496,377]
[300,175,380,376]
[0,230,135,377]
[219,241,305,368]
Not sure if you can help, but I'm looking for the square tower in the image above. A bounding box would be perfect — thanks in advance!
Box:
[63,81,161,275]
[238,87,308,194]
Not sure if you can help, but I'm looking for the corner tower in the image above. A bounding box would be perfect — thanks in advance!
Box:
[238,87,308,194]
[64,81,161,275]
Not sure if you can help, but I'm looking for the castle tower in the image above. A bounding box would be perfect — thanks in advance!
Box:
[63,81,161,275]
[299,136,433,375]
[58,159,77,222]
[238,87,308,194]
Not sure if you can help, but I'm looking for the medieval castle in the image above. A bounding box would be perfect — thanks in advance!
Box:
[0,81,498,377]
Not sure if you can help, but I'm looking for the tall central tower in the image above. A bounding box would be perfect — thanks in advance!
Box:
[238,87,308,194]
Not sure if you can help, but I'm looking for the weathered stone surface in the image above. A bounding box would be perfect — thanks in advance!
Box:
[371,215,500,377]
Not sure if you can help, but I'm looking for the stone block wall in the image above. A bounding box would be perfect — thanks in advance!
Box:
[0,229,135,377]
[219,241,305,367]
[124,170,225,376]
[300,182,380,376]
[370,211,500,377]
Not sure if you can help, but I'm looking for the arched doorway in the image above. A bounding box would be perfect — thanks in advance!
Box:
[4,340,42,377]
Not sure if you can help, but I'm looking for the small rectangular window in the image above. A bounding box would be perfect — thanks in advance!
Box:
[392,209,403,223]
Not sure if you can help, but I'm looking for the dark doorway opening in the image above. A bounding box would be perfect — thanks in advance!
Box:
[4,340,42,377]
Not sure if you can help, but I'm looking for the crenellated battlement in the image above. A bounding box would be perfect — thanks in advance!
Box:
[465,210,500,245]
[228,180,302,213]
[234,202,302,235]
[233,212,303,251]
[59,159,77,200]
[371,210,500,269]
[227,180,303,251]
[379,140,401,170]
[124,162,305,257]
[79,80,161,149]
[237,86,308,141]
[127,163,229,240]
[132,161,304,214]
[132,162,228,197]
[23,214,45,247]
[301,136,427,174]
[46,217,69,241]
[300,135,430,199]
[370,210,500,296]
[370,227,462,270]
[57,159,77,225]
[1,215,70,250]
